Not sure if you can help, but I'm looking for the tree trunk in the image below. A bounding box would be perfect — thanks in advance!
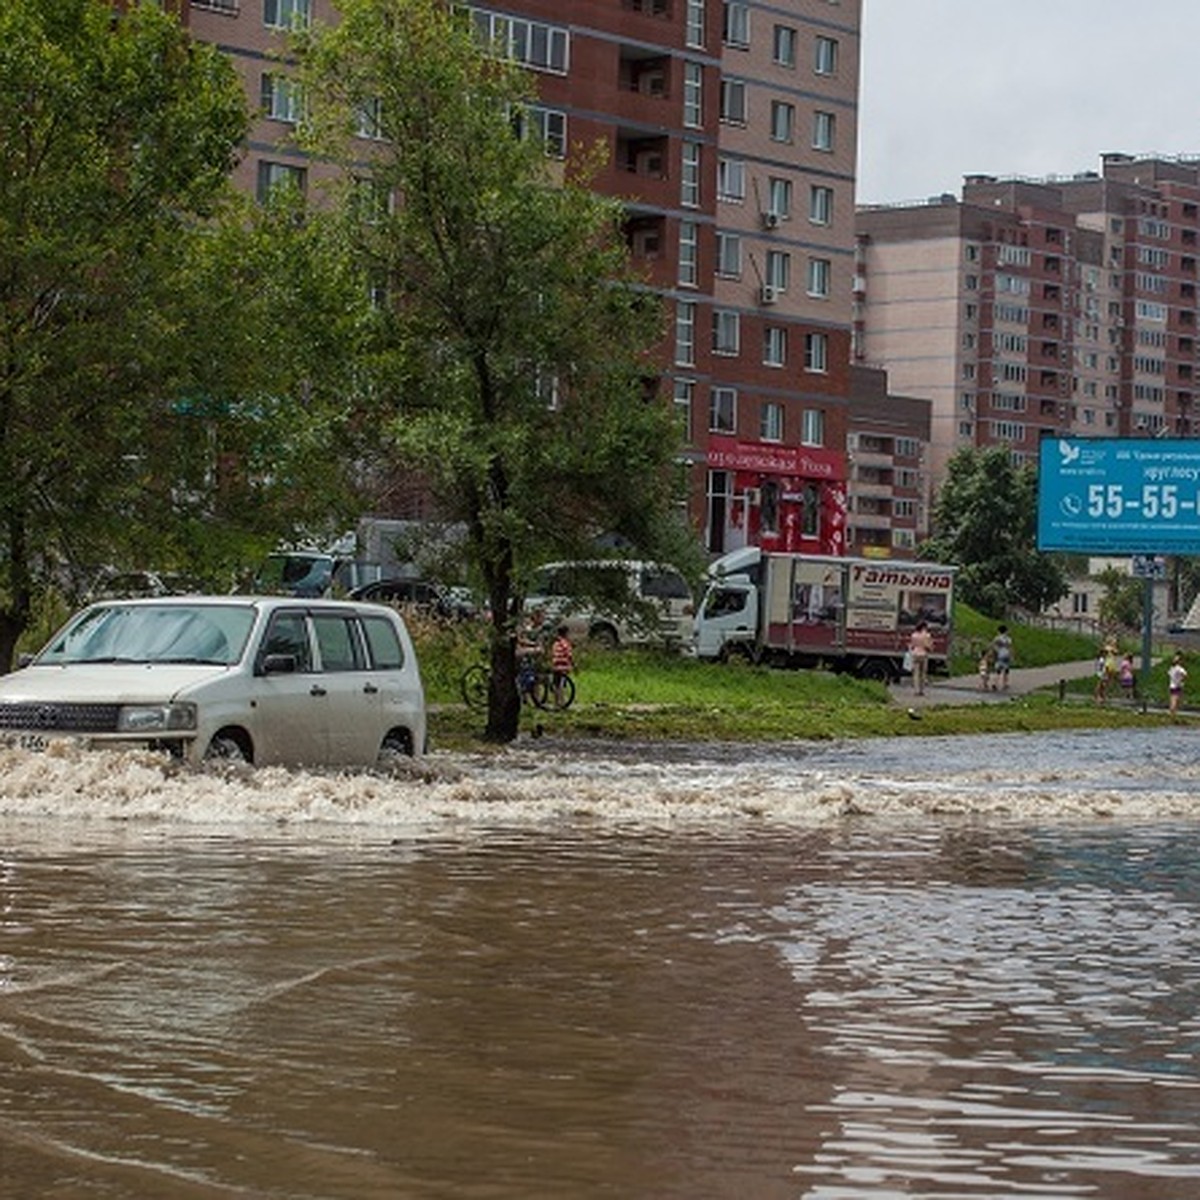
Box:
[483,634,521,743]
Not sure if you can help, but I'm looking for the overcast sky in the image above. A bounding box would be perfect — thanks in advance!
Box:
[857,0,1200,205]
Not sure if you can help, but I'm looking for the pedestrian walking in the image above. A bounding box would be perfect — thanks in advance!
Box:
[1168,652,1187,716]
[908,620,934,696]
[991,625,1013,691]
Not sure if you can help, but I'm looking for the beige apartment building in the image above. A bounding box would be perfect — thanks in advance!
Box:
[182,0,864,559]
[855,153,1200,489]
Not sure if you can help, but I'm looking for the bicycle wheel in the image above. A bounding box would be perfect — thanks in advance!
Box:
[533,672,575,711]
[460,662,490,709]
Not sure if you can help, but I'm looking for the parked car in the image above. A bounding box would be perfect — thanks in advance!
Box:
[88,569,211,601]
[0,597,426,768]
[524,560,693,648]
[252,551,389,598]
[348,578,478,621]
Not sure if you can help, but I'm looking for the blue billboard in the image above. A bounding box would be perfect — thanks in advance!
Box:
[1037,437,1200,554]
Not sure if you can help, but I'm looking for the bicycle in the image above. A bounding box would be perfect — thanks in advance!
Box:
[459,654,575,711]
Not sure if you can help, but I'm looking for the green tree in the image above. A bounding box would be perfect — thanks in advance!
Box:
[924,446,1067,618]
[0,0,372,668]
[298,0,690,741]
[1095,566,1143,631]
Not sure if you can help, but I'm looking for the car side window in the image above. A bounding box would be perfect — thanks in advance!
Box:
[361,615,405,670]
[261,612,312,671]
[312,614,363,672]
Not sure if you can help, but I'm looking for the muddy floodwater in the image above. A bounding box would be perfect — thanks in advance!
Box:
[1,727,1199,1198]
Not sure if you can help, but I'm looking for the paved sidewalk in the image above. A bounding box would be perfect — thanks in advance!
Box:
[891,659,1100,708]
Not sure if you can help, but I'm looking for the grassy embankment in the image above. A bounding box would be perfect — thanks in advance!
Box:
[416,608,1196,748]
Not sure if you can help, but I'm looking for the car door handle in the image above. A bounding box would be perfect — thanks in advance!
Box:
[310,684,327,697]
[363,683,379,694]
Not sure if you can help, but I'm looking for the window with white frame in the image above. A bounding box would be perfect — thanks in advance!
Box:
[678,221,698,287]
[812,110,835,151]
[710,386,737,433]
[514,106,566,157]
[470,9,569,74]
[680,140,700,207]
[257,160,307,203]
[716,231,742,277]
[261,73,304,123]
[717,157,746,202]
[809,184,833,225]
[804,331,828,372]
[719,77,747,124]
[673,378,694,441]
[763,326,787,367]
[713,309,740,356]
[807,257,831,298]
[801,407,825,445]
[355,97,384,140]
[770,101,795,143]
[264,0,311,30]
[723,2,750,47]
[766,249,790,291]
[760,401,784,441]
[683,62,703,128]
[768,177,793,220]
[686,0,705,48]
[773,24,796,66]
[814,36,838,75]
[675,300,696,366]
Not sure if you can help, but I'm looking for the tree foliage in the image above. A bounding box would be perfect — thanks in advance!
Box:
[0,0,371,668]
[923,447,1067,619]
[298,0,690,740]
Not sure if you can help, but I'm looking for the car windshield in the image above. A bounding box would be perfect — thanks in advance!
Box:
[37,603,256,666]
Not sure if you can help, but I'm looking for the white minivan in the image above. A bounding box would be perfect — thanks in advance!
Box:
[524,561,693,649]
[0,597,426,768]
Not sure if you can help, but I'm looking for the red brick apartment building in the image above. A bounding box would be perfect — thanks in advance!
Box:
[182,0,863,559]
[855,153,1200,488]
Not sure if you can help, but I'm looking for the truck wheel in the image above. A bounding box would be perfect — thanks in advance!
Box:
[860,659,895,684]
[588,624,619,650]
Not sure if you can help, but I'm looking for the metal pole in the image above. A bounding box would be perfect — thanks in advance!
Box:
[1141,576,1154,692]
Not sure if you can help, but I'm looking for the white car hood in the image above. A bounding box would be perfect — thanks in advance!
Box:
[0,664,233,704]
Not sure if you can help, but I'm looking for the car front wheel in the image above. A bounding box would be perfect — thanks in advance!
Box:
[204,729,253,765]
[376,730,413,768]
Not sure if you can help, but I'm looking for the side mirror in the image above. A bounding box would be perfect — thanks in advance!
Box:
[260,653,298,675]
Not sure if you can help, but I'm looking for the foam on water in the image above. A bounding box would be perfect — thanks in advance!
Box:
[1,727,1199,833]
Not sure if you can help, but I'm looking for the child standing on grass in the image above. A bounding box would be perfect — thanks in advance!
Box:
[1168,652,1188,715]
[978,649,992,691]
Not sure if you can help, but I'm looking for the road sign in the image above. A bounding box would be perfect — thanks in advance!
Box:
[1037,437,1200,554]
[1130,554,1166,579]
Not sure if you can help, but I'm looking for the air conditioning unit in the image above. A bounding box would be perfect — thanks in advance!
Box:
[759,285,779,305]
[760,211,780,230]
[743,487,762,505]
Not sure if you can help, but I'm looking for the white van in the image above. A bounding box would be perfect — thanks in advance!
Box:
[524,561,693,649]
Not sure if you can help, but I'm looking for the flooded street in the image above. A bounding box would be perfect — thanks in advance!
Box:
[2,728,1199,1198]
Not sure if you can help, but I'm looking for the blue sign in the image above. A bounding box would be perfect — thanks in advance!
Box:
[1037,437,1200,554]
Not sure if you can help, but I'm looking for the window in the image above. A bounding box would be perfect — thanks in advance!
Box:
[710,387,737,433]
[261,73,304,123]
[673,378,694,441]
[717,157,746,201]
[770,101,795,143]
[809,184,833,225]
[685,0,705,47]
[683,62,703,128]
[471,11,569,74]
[264,0,311,30]
[262,613,312,670]
[714,309,740,356]
[766,249,790,291]
[680,140,700,207]
[313,615,364,673]
[678,221,698,287]
[807,257,831,298]
[812,110,835,151]
[716,231,742,277]
[723,2,750,47]
[769,177,793,220]
[804,332,828,372]
[674,301,696,366]
[515,106,566,157]
[773,24,796,66]
[801,408,825,445]
[814,36,839,75]
[355,97,384,140]
[362,616,405,670]
[760,401,784,440]
[763,326,787,367]
[256,161,307,203]
[719,77,747,124]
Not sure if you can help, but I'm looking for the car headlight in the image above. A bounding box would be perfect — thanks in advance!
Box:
[117,703,198,733]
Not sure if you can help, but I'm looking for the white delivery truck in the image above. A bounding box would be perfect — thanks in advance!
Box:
[693,547,956,682]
